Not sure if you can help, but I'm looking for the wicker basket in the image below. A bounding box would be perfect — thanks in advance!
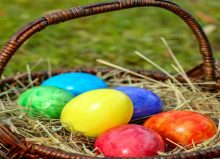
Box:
[0,0,220,158]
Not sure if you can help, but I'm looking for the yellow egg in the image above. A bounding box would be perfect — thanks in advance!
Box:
[60,89,133,137]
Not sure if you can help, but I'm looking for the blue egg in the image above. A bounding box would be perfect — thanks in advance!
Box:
[114,86,163,120]
[41,72,108,96]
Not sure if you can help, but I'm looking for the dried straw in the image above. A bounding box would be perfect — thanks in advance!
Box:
[1,38,220,157]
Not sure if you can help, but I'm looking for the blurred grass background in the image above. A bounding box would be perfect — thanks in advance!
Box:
[0,0,220,76]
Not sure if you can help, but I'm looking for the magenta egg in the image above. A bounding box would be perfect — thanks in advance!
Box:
[95,124,165,157]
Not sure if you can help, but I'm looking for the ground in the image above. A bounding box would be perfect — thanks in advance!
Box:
[0,0,220,76]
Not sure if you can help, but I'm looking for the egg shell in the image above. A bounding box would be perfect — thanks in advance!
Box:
[18,86,74,119]
[41,72,108,96]
[115,86,163,119]
[60,89,133,137]
[95,124,165,157]
[144,110,217,148]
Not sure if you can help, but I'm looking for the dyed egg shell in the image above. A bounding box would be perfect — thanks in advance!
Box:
[41,72,107,96]
[61,89,133,137]
[115,86,163,120]
[95,124,165,157]
[18,86,74,119]
[144,110,217,147]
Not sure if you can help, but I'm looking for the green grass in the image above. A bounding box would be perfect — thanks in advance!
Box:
[0,0,220,76]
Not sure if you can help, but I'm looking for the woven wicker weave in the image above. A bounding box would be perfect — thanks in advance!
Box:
[0,0,220,158]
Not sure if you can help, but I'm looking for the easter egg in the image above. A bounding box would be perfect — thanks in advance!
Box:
[115,86,163,120]
[18,86,74,119]
[61,89,133,137]
[95,124,165,157]
[144,110,217,147]
[41,72,107,96]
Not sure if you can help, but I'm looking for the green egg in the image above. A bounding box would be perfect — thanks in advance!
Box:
[18,86,74,119]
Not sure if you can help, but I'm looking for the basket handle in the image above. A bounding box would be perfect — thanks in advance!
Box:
[0,0,216,82]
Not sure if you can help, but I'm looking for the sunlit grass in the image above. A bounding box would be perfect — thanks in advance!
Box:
[0,0,220,76]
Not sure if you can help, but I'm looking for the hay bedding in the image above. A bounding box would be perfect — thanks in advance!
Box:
[1,47,220,157]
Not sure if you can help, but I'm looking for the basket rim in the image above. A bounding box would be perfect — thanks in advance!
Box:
[0,0,216,82]
[0,67,182,89]
[0,0,219,158]
[0,67,220,159]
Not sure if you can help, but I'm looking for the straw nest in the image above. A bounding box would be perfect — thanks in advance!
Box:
[1,39,220,157]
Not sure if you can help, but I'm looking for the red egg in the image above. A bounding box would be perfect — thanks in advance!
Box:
[144,110,217,148]
[94,124,165,157]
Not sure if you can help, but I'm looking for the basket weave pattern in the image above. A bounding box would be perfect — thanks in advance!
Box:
[0,0,220,158]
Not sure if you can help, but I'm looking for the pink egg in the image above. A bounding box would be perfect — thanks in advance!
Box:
[95,124,165,157]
